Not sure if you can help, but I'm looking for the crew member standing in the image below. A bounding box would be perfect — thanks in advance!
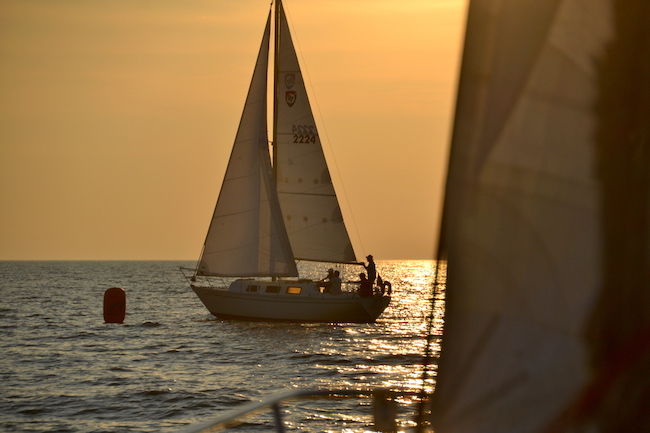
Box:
[364,255,377,285]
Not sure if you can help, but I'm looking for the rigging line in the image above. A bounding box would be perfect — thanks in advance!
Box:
[282,2,367,258]
[193,244,206,276]
[415,213,448,431]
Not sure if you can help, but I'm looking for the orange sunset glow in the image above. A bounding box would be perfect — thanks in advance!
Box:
[0,0,467,260]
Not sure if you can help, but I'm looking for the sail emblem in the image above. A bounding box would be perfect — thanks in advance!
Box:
[284,73,295,89]
[286,91,297,107]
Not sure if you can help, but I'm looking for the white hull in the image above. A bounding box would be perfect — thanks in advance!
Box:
[192,280,390,323]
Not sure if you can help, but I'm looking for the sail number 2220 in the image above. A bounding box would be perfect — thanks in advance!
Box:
[292,124,317,144]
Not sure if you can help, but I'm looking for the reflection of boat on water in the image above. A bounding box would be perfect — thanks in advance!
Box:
[183,0,389,323]
[179,0,650,431]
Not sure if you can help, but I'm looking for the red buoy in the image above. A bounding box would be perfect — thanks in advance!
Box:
[104,287,126,323]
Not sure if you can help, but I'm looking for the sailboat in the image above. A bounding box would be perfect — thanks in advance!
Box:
[185,0,390,323]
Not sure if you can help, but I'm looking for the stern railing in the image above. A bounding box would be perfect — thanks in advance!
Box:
[175,387,429,433]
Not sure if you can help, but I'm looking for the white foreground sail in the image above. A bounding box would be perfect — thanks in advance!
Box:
[187,0,390,323]
[432,0,650,432]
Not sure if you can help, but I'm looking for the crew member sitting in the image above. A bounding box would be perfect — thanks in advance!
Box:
[358,273,373,297]
[319,268,334,293]
[330,270,342,295]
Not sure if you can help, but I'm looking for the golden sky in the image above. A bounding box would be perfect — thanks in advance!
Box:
[0,0,466,260]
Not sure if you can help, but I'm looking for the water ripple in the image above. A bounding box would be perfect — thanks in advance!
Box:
[0,260,442,432]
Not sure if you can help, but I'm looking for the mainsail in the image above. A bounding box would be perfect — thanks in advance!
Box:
[198,13,297,278]
[273,2,356,264]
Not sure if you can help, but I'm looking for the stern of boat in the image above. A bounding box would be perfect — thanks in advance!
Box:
[361,295,391,321]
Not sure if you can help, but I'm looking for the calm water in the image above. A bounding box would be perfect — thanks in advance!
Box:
[0,260,443,432]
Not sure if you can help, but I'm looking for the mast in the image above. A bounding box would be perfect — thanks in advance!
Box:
[272,0,281,180]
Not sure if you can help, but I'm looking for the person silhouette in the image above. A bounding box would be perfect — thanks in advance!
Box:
[330,270,342,295]
[364,255,377,285]
[319,268,334,293]
[358,273,373,297]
